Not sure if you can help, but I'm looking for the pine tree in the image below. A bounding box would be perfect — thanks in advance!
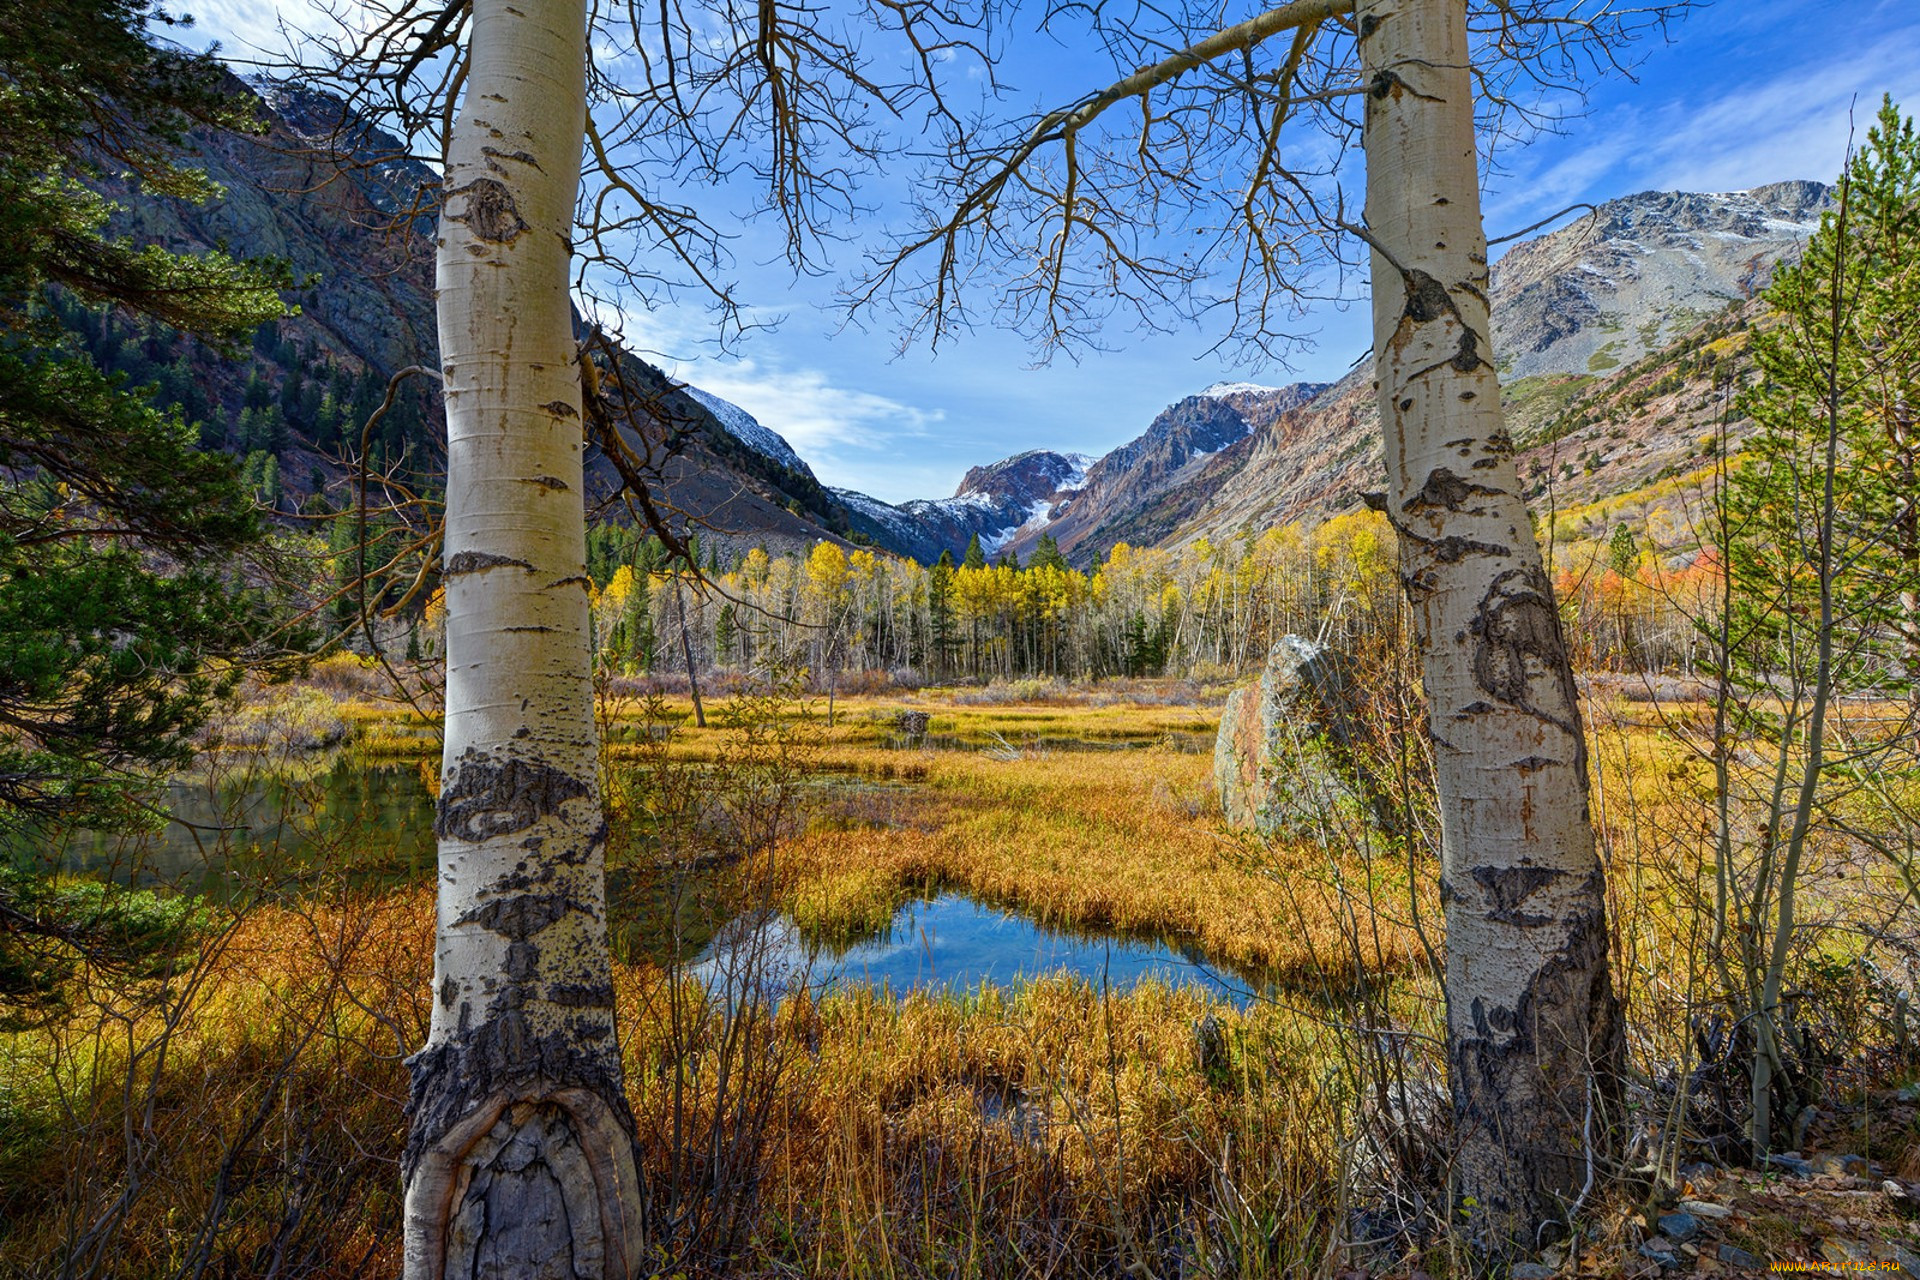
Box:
[1715,96,1920,1152]
[1031,532,1068,572]
[1730,96,1920,699]
[928,550,956,678]
[961,531,986,568]
[0,0,287,830]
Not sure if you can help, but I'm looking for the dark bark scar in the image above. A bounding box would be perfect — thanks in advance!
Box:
[445,177,528,244]
[436,751,592,844]
[445,550,534,576]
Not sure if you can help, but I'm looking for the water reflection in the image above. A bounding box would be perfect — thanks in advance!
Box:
[694,893,1255,1006]
[7,757,436,893]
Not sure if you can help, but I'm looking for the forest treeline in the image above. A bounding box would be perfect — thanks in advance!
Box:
[571,511,1734,685]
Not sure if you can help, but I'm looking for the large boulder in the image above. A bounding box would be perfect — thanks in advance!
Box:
[1213,635,1391,838]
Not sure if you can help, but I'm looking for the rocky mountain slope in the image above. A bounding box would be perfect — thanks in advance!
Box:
[89,75,868,561]
[831,450,1094,564]
[841,380,1328,568]
[1490,180,1826,381]
[844,182,1819,570]
[101,66,1824,572]
[1135,182,1824,558]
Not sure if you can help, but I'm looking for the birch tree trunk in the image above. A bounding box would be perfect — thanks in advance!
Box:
[402,1,643,1274]
[1357,0,1623,1256]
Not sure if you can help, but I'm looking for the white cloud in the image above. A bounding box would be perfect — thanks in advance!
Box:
[1492,10,1920,230]
[179,0,334,62]
[669,357,942,474]
[1636,38,1920,193]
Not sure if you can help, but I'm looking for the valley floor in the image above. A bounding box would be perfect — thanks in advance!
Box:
[2,676,1917,1278]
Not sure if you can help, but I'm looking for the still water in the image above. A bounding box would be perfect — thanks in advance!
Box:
[11,757,437,892]
[694,893,1255,1006]
[13,753,1249,1002]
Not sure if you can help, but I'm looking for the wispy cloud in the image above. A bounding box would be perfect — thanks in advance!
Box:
[180,0,334,61]
[588,299,947,499]
[676,360,939,452]
[1636,37,1920,192]
[1493,9,1920,229]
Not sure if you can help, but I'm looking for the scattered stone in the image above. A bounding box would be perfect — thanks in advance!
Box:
[1718,1244,1764,1270]
[1681,1200,1732,1220]
[1885,1179,1920,1217]
[1817,1154,1871,1178]
[1656,1211,1700,1242]
[1193,1015,1227,1075]
[1767,1152,1814,1178]
[1509,1265,1556,1279]
[1891,1244,1920,1280]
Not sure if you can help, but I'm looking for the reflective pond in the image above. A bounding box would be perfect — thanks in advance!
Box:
[10,742,1253,1004]
[694,892,1257,1006]
[10,758,439,892]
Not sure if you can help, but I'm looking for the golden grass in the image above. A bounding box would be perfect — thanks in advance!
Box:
[2,884,1356,1279]
[772,743,1432,983]
[11,680,1909,1276]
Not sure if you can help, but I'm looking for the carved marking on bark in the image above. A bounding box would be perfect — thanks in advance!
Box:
[481,145,543,171]
[540,401,578,419]
[1447,895,1618,1240]
[520,475,570,491]
[445,550,535,576]
[436,753,593,843]
[1467,567,1579,739]
[446,178,530,244]
[1469,864,1563,926]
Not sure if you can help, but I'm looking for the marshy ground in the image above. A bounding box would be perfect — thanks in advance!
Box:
[2,671,1917,1278]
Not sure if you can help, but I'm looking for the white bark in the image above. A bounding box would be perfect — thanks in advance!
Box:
[403,1,642,1275]
[1357,0,1621,1255]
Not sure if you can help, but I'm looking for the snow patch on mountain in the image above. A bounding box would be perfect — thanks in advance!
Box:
[1199,380,1292,399]
[684,387,813,477]
[1055,453,1097,492]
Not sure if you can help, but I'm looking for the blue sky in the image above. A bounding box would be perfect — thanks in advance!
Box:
[191,1,1920,503]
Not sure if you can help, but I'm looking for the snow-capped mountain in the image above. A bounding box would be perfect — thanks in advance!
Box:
[683,387,815,478]
[829,450,1096,564]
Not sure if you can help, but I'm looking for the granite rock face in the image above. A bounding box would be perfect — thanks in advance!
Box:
[1214,636,1384,838]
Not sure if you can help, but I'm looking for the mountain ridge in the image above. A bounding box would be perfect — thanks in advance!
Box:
[91,69,1821,573]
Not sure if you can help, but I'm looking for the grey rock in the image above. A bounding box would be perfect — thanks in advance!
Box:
[1656,1211,1699,1242]
[1680,1200,1732,1220]
[1767,1152,1814,1178]
[1639,1235,1678,1264]
[1718,1243,1764,1270]
[1214,636,1391,838]
[1509,1264,1557,1279]
[1891,1243,1920,1279]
